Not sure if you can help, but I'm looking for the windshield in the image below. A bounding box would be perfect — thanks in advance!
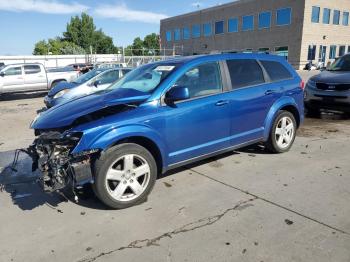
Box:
[107,63,179,93]
[73,69,105,84]
[328,55,350,71]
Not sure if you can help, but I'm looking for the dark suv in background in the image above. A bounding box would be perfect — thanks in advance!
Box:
[305,54,350,115]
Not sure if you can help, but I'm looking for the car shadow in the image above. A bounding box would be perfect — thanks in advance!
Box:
[0,91,47,102]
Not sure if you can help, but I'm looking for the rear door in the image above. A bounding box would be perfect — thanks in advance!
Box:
[23,64,47,90]
[1,66,24,92]
[225,59,275,145]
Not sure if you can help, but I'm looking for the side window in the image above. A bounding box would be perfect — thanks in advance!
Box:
[260,60,292,82]
[174,62,223,99]
[97,70,120,84]
[24,65,41,75]
[226,59,265,89]
[4,67,22,76]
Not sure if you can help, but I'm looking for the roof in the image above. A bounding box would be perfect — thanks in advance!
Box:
[156,53,286,64]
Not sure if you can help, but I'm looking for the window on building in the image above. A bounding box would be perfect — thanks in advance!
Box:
[323,8,331,24]
[258,47,270,53]
[242,15,254,31]
[183,27,190,40]
[276,8,292,26]
[319,45,327,62]
[339,46,346,56]
[192,24,201,38]
[228,18,238,32]
[311,6,320,23]
[259,11,271,29]
[307,45,316,60]
[215,21,224,34]
[226,59,265,89]
[348,46,350,53]
[275,46,289,60]
[343,12,349,26]
[329,45,337,59]
[203,23,212,36]
[260,60,292,81]
[333,10,340,25]
[174,29,181,41]
[174,62,223,99]
[166,31,172,42]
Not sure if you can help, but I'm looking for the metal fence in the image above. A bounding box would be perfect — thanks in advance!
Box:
[0,54,176,68]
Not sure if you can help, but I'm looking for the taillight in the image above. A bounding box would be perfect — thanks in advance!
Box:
[300,80,305,90]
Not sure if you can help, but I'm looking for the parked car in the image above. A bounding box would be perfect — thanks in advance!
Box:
[28,54,304,209]
[305,53,350,114]
[44,67,132,108]
[0,63,79,94]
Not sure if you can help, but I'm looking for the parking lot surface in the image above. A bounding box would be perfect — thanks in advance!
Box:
[0,72,349,262]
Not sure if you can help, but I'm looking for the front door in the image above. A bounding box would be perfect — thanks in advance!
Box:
[162,61,232,165]
[1,66,24,92]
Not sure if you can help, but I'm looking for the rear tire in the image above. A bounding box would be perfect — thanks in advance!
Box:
[265,111,297,153]
[93,143,157,209]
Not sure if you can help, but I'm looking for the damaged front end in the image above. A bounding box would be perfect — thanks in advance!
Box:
[27,131,99,193]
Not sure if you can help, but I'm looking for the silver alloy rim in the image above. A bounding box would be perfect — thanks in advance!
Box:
[105,154,151,202]
[275,116,294,149]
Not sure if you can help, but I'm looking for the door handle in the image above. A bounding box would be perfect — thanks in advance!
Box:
[265,90,277,95]
[215,100,229,106]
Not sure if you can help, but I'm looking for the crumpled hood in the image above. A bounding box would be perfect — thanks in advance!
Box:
[311,71,350,84]
[32,88,151,129]
[48,81,78,97]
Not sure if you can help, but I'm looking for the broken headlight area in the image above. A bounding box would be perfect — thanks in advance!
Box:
[26,131,99,193]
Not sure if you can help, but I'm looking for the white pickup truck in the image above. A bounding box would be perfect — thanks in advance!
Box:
[0,63,79,94]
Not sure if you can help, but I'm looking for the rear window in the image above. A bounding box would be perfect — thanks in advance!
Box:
[226,59,265,89]
[24,65,41,75]
[260,60,292,81]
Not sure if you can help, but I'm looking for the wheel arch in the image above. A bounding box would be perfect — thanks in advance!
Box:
[108,136,164,176]
[263,97,302,140]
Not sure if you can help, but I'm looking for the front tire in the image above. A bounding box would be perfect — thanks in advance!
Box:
[93,143,157,209]
[265,111,297,153]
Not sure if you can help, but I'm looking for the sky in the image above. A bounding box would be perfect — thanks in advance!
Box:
[0,0,233,55]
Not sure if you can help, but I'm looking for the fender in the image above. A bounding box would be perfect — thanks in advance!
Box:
[72,124,168,167]
[263,96,299,140]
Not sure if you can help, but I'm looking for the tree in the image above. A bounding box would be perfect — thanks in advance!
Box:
[63,12,95,51]
[33,38,86,55]
[63,12,117,54]
[143,33,160,55]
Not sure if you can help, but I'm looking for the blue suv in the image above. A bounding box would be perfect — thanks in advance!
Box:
[28,54,304,209]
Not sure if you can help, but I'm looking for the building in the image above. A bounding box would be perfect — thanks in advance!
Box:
[160,0,350,69]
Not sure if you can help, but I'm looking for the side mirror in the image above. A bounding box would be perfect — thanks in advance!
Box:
[165,86,190,104]
[93,80,101,87]
[0,72,5,77]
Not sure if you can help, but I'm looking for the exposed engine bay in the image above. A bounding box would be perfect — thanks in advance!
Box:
[26,131,98,193]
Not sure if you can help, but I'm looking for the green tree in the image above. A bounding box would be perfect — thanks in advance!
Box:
[33,38,86,55]
[131,37,144,56]
[143,33,160,55]
[63,12,117,54]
